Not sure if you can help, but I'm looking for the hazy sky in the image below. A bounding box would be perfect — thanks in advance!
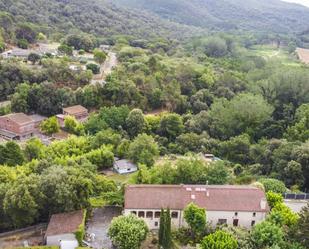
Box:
[282,0,309,7]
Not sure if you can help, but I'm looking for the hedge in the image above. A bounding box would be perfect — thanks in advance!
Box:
[74,209,87,246]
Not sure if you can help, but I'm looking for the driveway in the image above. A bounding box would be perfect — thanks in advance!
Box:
[86,207,122,249]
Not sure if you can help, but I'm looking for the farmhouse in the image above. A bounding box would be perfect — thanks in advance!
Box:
[114,159,138,174]
[124,185,269,229]
[45,210,84,247]
[57,105,89,127]
[0,113,35,140]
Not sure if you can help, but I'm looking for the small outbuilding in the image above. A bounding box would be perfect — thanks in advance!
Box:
[114,159,138,174]
[45,210,85,247]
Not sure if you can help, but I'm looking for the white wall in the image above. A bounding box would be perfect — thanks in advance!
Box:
[124,209,267,230]
[46,233,77,246]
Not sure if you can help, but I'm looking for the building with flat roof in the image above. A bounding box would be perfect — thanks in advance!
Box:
[124,185,269,229]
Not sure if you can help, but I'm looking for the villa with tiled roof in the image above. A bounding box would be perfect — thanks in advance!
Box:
[124,184,269,229]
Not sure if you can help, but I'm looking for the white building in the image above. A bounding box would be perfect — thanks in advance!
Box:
[124,185,269,230]
[114,159,138,174]
[45,210,84,247]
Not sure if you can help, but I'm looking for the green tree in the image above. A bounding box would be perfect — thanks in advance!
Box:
[93,48,107,64]
[206,161,230,185]
[58,44,73,56]
[3,175,42,228]
[128,134,159,167]
[251,221,284,248]
[268,203,299,227]
[266,191,283,209]
[207,93,273,139]
[126,108,145,138]
[24,138,45,161]
[159,208,172,249]
[159,113,184,141]
[40,116,60,135]
[1,141,25,166]
[27,53,41,64]
[200,230,238,249]
[15,23,37,43]
[108,215,148,249]
[204,37,228,57]
[64,115,85,135]
[183,203,206,240]
[86,63,100,74]
[294,203,309,247]
[258,178,287,194]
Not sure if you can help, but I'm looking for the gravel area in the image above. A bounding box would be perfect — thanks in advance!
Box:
[86,207,122,249]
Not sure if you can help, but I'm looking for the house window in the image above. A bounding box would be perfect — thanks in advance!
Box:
[146,211,153,218]
[155,211,161,218]
[131,211,137,215]
[138,211,145,218]
[251,220,256,227]
[234,212,238,216]
[233,219,239,227]
[171,212,178,219]
[155,222,158,227]
[218,219,227,225]
[253,212,256,217]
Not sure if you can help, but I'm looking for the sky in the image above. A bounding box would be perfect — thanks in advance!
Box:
[282,0,309,7]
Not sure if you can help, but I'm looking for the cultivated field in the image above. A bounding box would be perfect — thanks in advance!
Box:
[296,47,309,64]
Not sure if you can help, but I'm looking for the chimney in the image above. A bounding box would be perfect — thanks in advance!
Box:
[260,198,267,210]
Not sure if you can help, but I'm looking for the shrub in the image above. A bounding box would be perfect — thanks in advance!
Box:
[258,178,287,194]
[74,210,87,245]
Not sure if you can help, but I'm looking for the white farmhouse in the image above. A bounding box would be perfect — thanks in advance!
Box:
[124,185,269,230]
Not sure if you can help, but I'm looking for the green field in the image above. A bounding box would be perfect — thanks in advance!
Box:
[249,45,301,67]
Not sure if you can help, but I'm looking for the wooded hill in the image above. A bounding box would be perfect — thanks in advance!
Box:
[114,0,309,34]
[0,0,204,40]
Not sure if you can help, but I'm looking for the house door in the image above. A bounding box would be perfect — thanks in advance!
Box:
[233,219,239,227]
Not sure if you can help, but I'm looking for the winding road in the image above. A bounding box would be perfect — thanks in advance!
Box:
[91,51,117,86]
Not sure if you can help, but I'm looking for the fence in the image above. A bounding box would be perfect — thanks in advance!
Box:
[0,223,47,238]
[283,193,309,200]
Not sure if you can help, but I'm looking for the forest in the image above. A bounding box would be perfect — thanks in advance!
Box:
[0,0,309,249]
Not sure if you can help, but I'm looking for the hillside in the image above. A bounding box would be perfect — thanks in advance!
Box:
[114,0,309,33]
[0,0,204,40]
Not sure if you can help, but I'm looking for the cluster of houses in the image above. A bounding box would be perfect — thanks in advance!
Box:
[1,43,58,59]
[44,184,269,248]
[0,105,88,141]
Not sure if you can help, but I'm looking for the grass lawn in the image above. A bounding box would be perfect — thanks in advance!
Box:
[107,172,136,184]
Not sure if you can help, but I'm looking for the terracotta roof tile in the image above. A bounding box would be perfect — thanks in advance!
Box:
[125,185,269,212]
[45,210,84,237]
[1,113,33,125]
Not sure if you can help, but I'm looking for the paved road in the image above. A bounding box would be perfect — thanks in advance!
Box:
[91,52,117,86]
[86,207,122,249]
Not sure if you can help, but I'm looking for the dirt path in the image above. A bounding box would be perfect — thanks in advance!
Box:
[91,52,118,86]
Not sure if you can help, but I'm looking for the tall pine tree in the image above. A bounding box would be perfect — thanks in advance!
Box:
[159,208,172,249]
[159,208,165,246]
